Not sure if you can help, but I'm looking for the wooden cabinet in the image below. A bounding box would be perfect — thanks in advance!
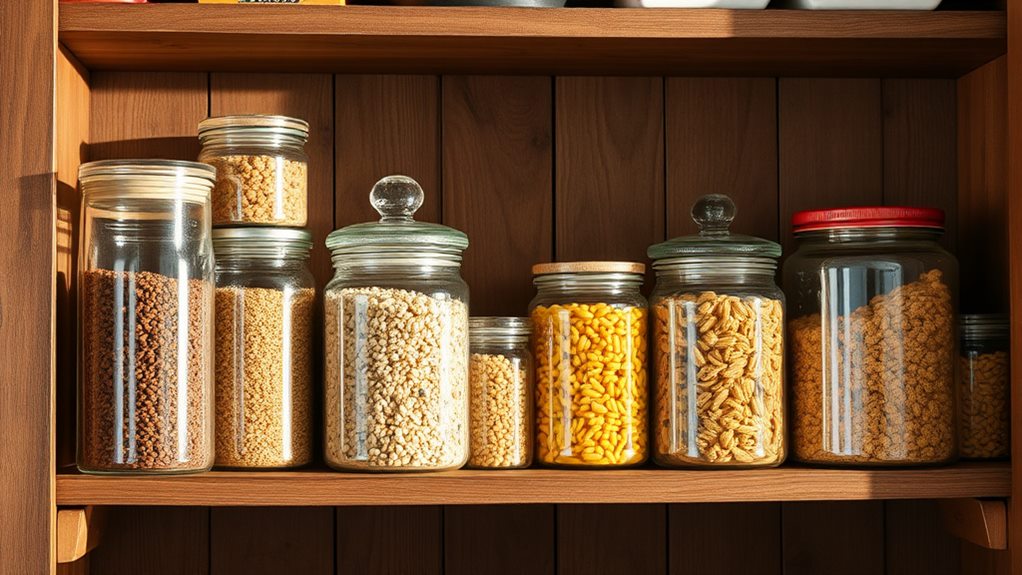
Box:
[1,2,1019,573]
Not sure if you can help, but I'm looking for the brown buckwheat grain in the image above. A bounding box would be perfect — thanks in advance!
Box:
[960,351,1010,459]
[469,353,531,468]
[208,154,307,226]
[80,269,213,472]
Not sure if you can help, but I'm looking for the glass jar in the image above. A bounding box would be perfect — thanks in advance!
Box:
[77,160,215,475]
[324,175,469,472]
[649,195,786,468]
[785,207,959,466]
[530,262,648,468]
[468,317,533,469]
[960,314,1010,459]
[212,227,315,469]
[198,114,309,227]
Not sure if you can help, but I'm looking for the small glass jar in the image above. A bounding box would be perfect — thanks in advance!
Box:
[213,227,315,469]
[324,175,470,472]
[784,207,959,466]
[468,317,533,469]
[77,160,215,475]
[198,114,309,227]
[960,314,1010,459]
[530,262,648,468]
[649,195,785,468]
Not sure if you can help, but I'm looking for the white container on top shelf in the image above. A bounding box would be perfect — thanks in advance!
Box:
[778,0,940,9]
[616,0,768,7]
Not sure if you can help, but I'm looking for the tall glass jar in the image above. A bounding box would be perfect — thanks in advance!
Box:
[78,160,215,475]
[324,175,469,472]
[530,262,648,468]
[198,114,309,227]
[649,195,785,468]
[960,314,1010,459]
[784,207,959,466]
[213,227,315,469]
[468,317,533,469]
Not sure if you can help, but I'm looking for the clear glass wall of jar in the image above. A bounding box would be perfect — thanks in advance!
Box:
[198,115,309,227]
[648,195,785,468]
[960,314,1010,459]
[213,227,315,469]
[78,160,215,475]
[324,176,470,472]
[784,207,959,466]
[530,262,648,468]
[468,317,533,469]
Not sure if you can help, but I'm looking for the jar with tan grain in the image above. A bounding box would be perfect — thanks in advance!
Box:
[784,207,959,467]
[213,227,315,469]
[648,195,785,469]
[960,314,1009,459]
[324,175,470,472]
[198,115,309,227]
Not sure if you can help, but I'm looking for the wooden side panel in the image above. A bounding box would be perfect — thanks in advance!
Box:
[336,506,442,574]
[90,508,210,575]
[885,501,959,575]
[1006,2,1022,574]
[445,505,555,575]
[558,505,666,575]
[669,503,780,575]
[211,508,333,575]
[782,501,884,575]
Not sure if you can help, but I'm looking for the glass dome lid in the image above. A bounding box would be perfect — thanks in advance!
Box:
[325,175,469,257]
[647,194,781,262]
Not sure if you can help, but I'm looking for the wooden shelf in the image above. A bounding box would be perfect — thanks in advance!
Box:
[58,4,1005,76]
[55,463,1009,507]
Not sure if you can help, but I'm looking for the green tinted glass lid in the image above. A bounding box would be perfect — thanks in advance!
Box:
[325,175,469,255]
[647,194,781,260]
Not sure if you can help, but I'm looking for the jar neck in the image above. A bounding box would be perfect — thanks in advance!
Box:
[533,273,643,298]
[217,257,309,272]
[200,133,307,154]
[332,256,463,278]
[654,266,776,286]
[472,336,531,349]
[795,227,943,244]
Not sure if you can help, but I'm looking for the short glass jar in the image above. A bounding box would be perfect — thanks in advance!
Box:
[78,160,215,475]
[468,317,533,469]
[530,262,648,468]
[324,175,470,472]
[649,195,786,468]
[198,114,309,227]
[213,227,315,469]
[784,207,959,466]
[960,314,1010,459]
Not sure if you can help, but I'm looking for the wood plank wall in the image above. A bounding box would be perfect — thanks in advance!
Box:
[75,67,1007,575]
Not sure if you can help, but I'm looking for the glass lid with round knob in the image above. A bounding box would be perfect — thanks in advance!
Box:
[647,194,781,263]
[325,175,469,257]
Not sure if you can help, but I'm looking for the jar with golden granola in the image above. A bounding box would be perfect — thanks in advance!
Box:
[960,314,1009,459]
[648,195,785,469]
[784,207,959,466]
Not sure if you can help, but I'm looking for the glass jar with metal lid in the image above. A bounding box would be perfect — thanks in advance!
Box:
[77,159,215,475]
[468,317,533,469]
[648,194,785,468]
[212,227,315,469]
[198,114,309,227]
[784,206,958,466]
[530,261,648,468]
[323,175,470,472]
[960,314,1009,459]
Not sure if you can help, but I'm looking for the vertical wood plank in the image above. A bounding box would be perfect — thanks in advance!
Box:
[1006,1,1022,573]
[669,503,780,575]
[90,507,210,575]
[961,541,1010,575]
[57,557,90,575]
[211,508,333,575]
[782,501,884,575]
[336,507,442,574]
[558,505,666,575]
[884,501,959,575]
[445,505,555,575]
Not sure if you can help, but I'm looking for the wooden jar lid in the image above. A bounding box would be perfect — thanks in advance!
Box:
[531,261,646,275]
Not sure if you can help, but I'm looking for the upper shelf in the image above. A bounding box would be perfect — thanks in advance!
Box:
[58,4,1005,77]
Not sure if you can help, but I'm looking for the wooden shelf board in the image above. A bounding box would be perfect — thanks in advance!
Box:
[55,463,1010,506]
[58,5,1005,76]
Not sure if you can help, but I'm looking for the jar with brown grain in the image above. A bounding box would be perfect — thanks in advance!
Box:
[198,114,309,227]
[960,314,1009,459]
[648,195,785,469]
[78,160,215,475]
[213,227,315,469]
[784,207,959,466]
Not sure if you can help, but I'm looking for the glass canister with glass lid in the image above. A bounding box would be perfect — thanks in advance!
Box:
[198,114,309,227]
[530,262,648,468]
[960,314,1010,459]
[468,317,533,469]
[785,207,958,466]
[212,227,316,469]
[324,175,470,472]
[78,160,215,475]
[648,194,785,469]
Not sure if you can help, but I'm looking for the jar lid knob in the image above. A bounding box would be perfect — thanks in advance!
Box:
[370,175,424,222]
[692,194,735,237]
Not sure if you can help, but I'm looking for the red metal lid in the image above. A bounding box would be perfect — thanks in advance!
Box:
[792,206,944,233]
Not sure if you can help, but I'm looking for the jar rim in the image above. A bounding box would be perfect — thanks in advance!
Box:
[961,314,1010,342]
[213,227,313,259]
[652,255,777,274]
[793,206,945,234]
[198,114,310,141]
[80,159,215,203]
[470,316,531,339]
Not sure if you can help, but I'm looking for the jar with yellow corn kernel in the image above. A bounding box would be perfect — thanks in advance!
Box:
[530,261,649,468]
[648,194,785,469]
[960,314,1010,459]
